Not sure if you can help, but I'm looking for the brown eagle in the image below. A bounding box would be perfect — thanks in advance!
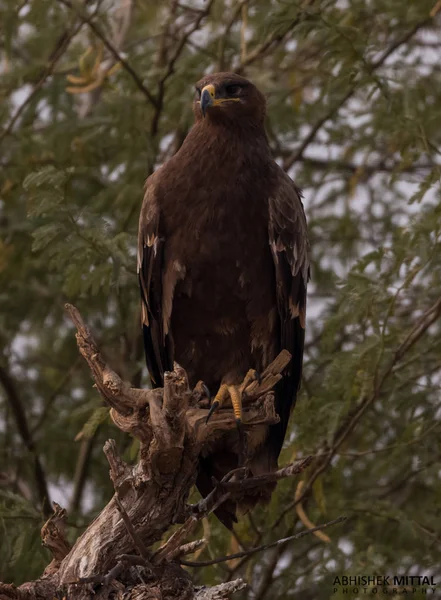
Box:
[138,72,309,528]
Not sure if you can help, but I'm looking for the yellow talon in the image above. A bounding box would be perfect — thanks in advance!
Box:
[239,369,261,392]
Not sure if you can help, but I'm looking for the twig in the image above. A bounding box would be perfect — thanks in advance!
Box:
[235,0,317,73]
[76,0,133,118]
[0,365,51,516]
[217,0,247,70]
[150,0,214,135]
[272,294,441,529]
[0,20,83,144]
[194,579,247,599]
[181,516,346,567]
[283,16,432,170]
[191,467,247,518]
[57,0,158,108]
[168,539,207,561]
[115,495,150,560]
[156,457,310,564]
[240,1,248,64]
[69,433,97,514]
[218,457,312,493]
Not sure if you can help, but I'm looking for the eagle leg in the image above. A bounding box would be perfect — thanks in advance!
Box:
[228,385,252,465]
[228,385,243,425]
[205,383,230,423]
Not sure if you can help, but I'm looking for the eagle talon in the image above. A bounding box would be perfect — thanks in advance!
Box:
[240,369,261,394]
[201,382,211,400]
[194,380,211,407]
[206,400,220,423]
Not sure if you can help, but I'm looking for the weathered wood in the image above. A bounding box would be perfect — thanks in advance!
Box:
[40,502,71,576]
[0,305,311,600]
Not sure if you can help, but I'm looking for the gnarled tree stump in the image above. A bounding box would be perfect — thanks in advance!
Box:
[0,304,314,600]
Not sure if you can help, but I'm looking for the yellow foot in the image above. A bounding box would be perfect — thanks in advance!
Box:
[206,370,261,425]
[239,369,261,393]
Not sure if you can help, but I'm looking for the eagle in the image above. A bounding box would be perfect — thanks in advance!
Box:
[138,72,309,528]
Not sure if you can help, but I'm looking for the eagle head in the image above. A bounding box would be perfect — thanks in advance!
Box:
[193,72,266,123]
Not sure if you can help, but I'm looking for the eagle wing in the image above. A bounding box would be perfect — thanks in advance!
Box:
[137,176,173,387]
[268,166,310,458]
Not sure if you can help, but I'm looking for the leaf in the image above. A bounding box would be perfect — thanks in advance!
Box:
[408,168,440,204]
[23,166,68,191]
[74,406,109,441]
[32,223,64,252]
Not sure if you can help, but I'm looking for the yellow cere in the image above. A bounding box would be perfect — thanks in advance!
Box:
[201,84,216,98]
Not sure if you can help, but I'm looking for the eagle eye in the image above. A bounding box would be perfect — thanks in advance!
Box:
[195,87,202,99]
[225,84,241,96]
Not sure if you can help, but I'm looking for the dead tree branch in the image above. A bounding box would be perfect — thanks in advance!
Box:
[180,516,346,567]
[0,304,316,599]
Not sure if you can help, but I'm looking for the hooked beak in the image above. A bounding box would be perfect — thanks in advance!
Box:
[200,84,215,117]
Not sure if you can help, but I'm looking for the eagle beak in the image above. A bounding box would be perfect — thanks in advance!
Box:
[200,84,215,117]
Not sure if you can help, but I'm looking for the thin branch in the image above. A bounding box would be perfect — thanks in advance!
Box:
[0,365,51,516]
[235,0,317,73]
[0,20,82,144]
[217,0,248,71]
[57,0,158,109]
[115,495,150,560]
[180,516,346,567]
[150,0,214,136]
[272,294,441,528]
[240,1,248,64]
[194,579,247,599]
[293,156,436,176]
[31,357,81,436]
[283,16,433,170]
[69,433,97,514]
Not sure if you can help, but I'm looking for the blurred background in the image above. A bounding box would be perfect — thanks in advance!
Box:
[1,0,441,597]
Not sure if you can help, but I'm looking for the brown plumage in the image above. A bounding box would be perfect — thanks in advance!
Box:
[138,72,309,528]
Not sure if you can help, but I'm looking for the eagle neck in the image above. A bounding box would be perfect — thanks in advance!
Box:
[190,118,270,168]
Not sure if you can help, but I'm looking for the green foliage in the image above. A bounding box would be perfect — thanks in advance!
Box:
[1,0,441,595]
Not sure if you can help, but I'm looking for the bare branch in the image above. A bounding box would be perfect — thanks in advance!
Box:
[0,365,51,516]
[69,434,97,514]
[0,19,82,144]
[57,0,158,109]
[180,516,347,567]
[150,0,215,135]
[282,16,433,171]
[272,294,441,528]
[194,579,247,599]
